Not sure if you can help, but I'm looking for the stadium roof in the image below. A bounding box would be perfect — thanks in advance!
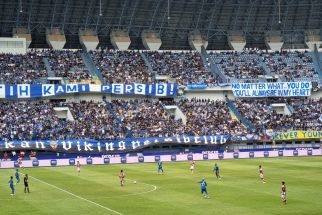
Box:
[0,0,321,50]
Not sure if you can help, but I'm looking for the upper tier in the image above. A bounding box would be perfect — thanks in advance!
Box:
[1,49,320,85]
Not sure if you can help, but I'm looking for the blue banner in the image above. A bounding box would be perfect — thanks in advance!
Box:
[0,135,230,153]
[0,83,177,98]
[186,84,208,90]
[231,82,312,97]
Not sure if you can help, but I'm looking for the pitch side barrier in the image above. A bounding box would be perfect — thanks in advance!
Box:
[1,148,321,168]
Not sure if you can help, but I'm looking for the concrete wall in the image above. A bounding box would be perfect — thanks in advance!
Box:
[53,107,74,121]
[164,105,187,125]
[0,37,27,54]
[48,93,105,102]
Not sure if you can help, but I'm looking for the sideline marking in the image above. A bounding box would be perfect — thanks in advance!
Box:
[0,180,157,201]
[3,169,158,208]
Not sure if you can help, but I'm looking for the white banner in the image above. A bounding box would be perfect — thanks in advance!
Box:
[232,82,312,97]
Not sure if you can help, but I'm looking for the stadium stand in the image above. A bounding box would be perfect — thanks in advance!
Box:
[234,98,322,133]
[209,49,266,82]
[144,51,219,86]
[209,49,321,83]
[90,50,153,84]
[0,100,122,141]
[47,50,93,83]
[0,50,47,84]
[64,101,120,139]
[110,99,186,138]
[177,98,248,136]
[1,0,322,213]
[263,50,319,81]
[0,100,65,140]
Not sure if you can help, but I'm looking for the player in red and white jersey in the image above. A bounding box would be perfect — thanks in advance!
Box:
[190,160,196,174]
[76,161,81,176]
[119,170,125,186]
[281,181,286,205]
[18,157,24,169]
[259,165,266,183]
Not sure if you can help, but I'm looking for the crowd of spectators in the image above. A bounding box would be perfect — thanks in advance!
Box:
[0,100,121,141]
[1,97,322,141]
[178,98,248,136]
[263,50,318,81]
[111,99,187,138]
[0,48,320,86]
[90,50,153,84]
[0,99,193,141]
[0,100,66,140]
[64,101,121,139]
[145,51,219,86]
[234,98,322,133]
[47,50,93,83]
[209,49,266,81]
[209,49,320,83]
[0,50,47,84]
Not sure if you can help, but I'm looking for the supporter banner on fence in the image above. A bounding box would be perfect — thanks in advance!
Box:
[0,83,177,98]
[0,135,230,153]
[186,84,208,89]
[231,82,312,97]
[273,131,322,140]
[2,149,321,168]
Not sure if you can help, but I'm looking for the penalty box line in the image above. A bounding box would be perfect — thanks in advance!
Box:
[25,174,123,215]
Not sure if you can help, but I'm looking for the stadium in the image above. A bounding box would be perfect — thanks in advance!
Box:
[0,0,322,214]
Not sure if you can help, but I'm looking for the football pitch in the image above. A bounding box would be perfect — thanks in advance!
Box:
[1,157,322,215]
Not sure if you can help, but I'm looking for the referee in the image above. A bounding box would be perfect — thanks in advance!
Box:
[24,174,30,193]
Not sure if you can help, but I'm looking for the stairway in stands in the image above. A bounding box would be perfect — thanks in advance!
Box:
[103,101,132,138]
[225,97,257,132]
[200,46,228,83]
[140,52,157,80]
[43,57,56,77]
[81,51,105,84]
[312,45,322,79]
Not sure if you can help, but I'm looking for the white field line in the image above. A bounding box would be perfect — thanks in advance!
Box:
[0,179,158,201]
[25,174,123,215]
[4,171,158,206]
[121,178,158,197]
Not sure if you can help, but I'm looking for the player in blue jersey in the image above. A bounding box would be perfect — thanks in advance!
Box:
[199,178,209,198]
[157,161,164,174]
[9,176,15,195]
[214,163,221,179]
[15,169,20,184]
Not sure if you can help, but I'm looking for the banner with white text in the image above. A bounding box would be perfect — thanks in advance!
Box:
[232,82,312,97]
[0,135,230,153]
[0,83,177,98]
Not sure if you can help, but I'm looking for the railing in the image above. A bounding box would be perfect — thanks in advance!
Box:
[313,45,322,79]
[103,101,133,138]
[225,97,257,132]
[140,52,156,80]
[103,101,121,126]
[259,58,272,77]
[200,46,228,82]
[286,104,295,114]
[82,51,105,84]
[42,57,56,77]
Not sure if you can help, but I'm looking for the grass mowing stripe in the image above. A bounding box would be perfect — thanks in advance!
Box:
[24,173,123,215]
[40,166,158,198]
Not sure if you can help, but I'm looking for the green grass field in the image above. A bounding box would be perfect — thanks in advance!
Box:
[1,157,322,215]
